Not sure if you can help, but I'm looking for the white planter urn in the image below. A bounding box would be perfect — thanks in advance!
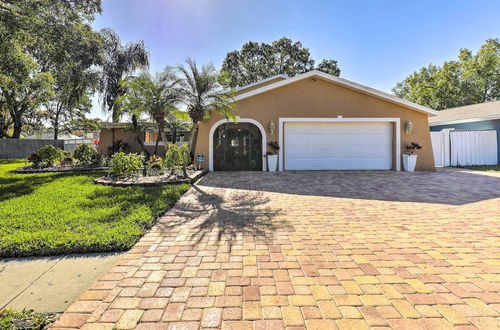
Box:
[267,155,278,172]
[402,154,418,172]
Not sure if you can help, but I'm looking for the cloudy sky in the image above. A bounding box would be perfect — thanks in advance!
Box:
[90,0,500,119]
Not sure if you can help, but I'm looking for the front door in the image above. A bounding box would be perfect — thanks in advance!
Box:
[213,123,262,171]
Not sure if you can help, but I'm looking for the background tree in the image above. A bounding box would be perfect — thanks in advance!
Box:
[41,22,103,139]
[0,0,103,138]
[178,59,236,153]
[393,38,500,110]
[221,37,341,87]
[99,28,149,122]
[0,39,54,138]
[316,59,341,76]
[117,68,181,155]
[165,110,192,144]
[70,116,104,133]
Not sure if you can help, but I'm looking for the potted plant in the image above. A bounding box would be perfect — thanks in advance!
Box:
[266,141,280,172]
[403,142,422,172]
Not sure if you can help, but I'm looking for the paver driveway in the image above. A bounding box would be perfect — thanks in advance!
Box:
[53,169,500,329]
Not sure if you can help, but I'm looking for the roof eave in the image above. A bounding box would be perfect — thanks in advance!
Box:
[429,114,500,126]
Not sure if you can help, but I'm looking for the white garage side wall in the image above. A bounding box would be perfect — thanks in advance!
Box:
[278,118,401,171]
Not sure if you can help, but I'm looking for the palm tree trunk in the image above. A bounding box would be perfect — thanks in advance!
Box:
[187,122,199,155]
[136,132,150,158]
[154,126,160,156]
[159,122,169,153]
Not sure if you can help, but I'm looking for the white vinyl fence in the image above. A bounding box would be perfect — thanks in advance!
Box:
[64,139,94,151]
[431,129,498,167]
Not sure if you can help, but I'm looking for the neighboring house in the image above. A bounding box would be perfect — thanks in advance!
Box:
[99,123,189,156]
[194,70,438,171]
[429,101,500,164]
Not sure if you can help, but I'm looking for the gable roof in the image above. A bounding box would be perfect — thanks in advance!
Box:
[428,100,500,125]
[234,70,439,116]
[236,74,288,93]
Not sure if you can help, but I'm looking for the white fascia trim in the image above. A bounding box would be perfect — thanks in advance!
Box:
[208,118,267,172]
[278,117,401,171]
[429,114,500,126]
[234,70,439,116]
[144,142,165,146]
[236,74,288,92]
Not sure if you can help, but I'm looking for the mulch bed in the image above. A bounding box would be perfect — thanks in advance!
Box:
[94,170,207,187]
[14,165,108,174]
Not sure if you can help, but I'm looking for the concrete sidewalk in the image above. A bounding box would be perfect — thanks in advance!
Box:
[0,252,123,313]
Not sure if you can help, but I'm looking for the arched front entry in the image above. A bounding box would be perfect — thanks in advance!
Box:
[209,119,267,171]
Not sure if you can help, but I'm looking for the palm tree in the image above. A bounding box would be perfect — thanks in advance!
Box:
[165,110,192,144]
[99,28,149,122]
[177,58,236,154]
[117,68,181,156]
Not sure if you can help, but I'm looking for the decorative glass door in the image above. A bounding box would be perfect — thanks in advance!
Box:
[213,123,262,171]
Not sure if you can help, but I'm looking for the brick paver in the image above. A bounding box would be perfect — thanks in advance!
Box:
[53,169,500,329]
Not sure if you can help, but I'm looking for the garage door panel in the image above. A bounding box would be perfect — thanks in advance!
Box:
[285,146,391,158]
[287,158,391,170]
[284,122,393,170]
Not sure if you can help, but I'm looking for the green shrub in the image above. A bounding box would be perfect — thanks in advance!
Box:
[164,144,191,177]
[37,145,65,166]
[73,144,97,165]
[147,162,164,176]
[27,152,43,167]
[109,152,144,176]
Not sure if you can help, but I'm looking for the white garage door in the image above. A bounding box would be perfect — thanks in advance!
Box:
[284,122,393,170]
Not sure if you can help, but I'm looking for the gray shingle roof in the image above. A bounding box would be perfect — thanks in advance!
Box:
[428,100,500,124]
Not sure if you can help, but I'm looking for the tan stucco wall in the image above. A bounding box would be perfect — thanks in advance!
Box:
[195,77,435,171]
[98,128,163,156]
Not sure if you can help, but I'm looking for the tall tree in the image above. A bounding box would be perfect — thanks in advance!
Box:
[316,59,341,77]
[99,28,149,122]
[221,37,341,87]
[0,37,54,138]
[178,58,236,153]
[394,38,500,110]
[117,68,181,155]
[0,0,102,138]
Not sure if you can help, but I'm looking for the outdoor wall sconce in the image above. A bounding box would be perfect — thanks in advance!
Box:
[405,120,414,134]
[269,120,275,136]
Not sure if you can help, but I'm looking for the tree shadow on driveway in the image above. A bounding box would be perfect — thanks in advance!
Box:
[196,169,500,205]
[156,185,290,250]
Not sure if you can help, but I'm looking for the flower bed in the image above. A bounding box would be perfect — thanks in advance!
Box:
[94,169,207,187]
[14,164,108,174]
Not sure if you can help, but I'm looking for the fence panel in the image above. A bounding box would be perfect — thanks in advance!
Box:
[63,139,94,151]
[0,139,64,158]
[449,130,497,166]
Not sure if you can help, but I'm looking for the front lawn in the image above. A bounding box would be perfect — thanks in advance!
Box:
[0,159,189,257]
[457,165,500,172]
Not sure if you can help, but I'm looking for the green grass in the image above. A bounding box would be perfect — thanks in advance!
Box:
[0,309,55,330]
[0,159,189,257]
[457,165,500,172]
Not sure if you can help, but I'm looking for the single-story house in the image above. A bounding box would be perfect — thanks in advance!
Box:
[98,123,189,156]
[429,101,500,164]
[194,70,438,171]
